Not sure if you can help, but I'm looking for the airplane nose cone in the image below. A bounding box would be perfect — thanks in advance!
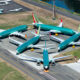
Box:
[45,66,48,69]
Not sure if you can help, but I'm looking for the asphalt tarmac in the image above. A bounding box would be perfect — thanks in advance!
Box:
[0,30,80,80]
[0,1,31,13]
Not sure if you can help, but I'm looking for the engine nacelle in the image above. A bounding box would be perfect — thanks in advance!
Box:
[51,62,56,66]
[37,61,40,66]
[50,60,56,66]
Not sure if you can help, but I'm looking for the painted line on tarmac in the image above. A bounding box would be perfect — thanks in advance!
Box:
[39,71,57,80]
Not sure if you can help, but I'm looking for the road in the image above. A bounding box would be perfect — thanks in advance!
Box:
[0,30,80,80]
[22,0,80,21]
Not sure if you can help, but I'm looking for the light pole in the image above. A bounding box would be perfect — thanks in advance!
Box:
[53,0,56,20]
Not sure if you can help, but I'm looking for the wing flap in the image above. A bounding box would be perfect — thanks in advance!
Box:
[10,32,27,39]
[70,42,80,45]
[9,37,23,46]
[52,55,72,61]
[20,55,43,62]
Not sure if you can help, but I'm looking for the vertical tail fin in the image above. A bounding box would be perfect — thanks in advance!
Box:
[32,12,43,24]
[32,12,37,23]
[58,18,63,27]
[78,24,80,32]
[37,25,40,35]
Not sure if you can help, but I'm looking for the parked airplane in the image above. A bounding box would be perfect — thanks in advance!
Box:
[9,26,45,55]
[0,25,28,39]
[50,26,80,51]
[0,9,3,14]
[9,8,23,12]
[31,13,76,36]
[0,0,11,5]
[20,41,71,72]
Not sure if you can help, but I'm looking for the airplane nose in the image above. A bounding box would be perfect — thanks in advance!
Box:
[45,66,48,69]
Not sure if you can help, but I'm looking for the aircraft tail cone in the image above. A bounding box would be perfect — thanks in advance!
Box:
[16,53,20,55]
[16,50,20,55]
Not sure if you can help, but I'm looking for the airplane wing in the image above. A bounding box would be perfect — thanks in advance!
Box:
[50,35,64,43]
[0,29,5,32]
[51,55,72,62]
[9,8,22,12]
[28,44,55,49]
[49,30,61,33]
[20,55,43,62]
[38,30,61,35]
[9,37,23,46]
[10,32,27,39]
[0,9,3,10]
[70,42,80,45]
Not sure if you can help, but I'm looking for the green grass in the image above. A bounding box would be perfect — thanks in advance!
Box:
[63,48,80,59]
[19,15,33,24]
[34,0,40,2]
[0,24,19,29]
[34,0,80,16]
[0,62,29,80]
[0,15,57,30]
